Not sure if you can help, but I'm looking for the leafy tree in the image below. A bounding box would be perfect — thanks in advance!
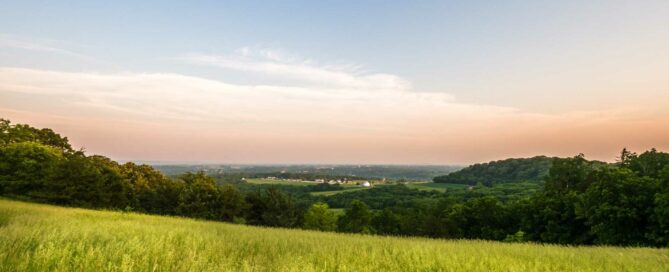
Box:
[337,200,374,234]
[544,154,593,194]
[520,155,597,244]
[86,155,131,208]
[216,184,246,222]
[420,198,458,238]
[395,205,431,236]
[580,167,657,245]
[149,178,184,215]
[0,119,73,152]
[625,148,669,178]
[520,191,592,244]
[650,165,669,245]
[120,162,172,213]
[448,196,512,240]
[245,188,298,227]
[434,156,554,186]
[503,230,526,243]
[323,184,443,210]
[303,202,337,231]
[372,208,402,235]
[177,171,220,219]
[48,153,128,208]
[617,148,637,168]
[0,142,63,197]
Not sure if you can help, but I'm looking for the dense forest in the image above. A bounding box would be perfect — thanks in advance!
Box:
[433,156,556,186]
[1,118,668,247]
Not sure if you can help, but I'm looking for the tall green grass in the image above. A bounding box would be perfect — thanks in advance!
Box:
[1,199,667,271]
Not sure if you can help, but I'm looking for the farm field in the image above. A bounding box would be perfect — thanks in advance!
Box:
[404,182,470,192]
[1,199,667,272]
[310,187,369,196]
[245,178,321,186]
[246,178,467,196]
[309,182,467,196]
[244,178,376,196]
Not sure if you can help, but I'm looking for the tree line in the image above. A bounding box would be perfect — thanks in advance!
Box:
[1,119,668,246]
[433,156,557,186]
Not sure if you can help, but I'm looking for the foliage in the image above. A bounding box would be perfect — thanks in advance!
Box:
[504,230,526,243]
[520,154,669,246]
[302,202,337,231]
[580,168,657,245]
[323,184,442,210]
[0,119,73,152]
[433,156,555,186]
[245,188,299,227]
[176,171,222,219]
[372,208,402,235]
[0,142,63,197]
[623,148,669,178]
[337,200,374,234]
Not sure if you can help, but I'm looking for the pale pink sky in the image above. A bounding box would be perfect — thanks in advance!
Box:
[1,65,667,164]
[1,2,669,164]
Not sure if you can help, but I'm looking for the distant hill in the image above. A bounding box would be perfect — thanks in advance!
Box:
[154,164,462,181]
[433,156,555,186]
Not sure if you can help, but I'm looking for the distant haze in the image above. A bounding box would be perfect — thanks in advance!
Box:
[1,1,668,164]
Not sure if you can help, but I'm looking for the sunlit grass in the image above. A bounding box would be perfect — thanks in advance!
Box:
[1,198,667,271]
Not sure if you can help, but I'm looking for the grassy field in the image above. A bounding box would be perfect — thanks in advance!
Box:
[310,187,369,196]
[1,199,668,272]
[404,182,469,192]
[311,182,470,196]
[247,178,467,195]
[245,178,371,196]
[242,178,372,196]
[328,208,345,216]
[245,178,320,186]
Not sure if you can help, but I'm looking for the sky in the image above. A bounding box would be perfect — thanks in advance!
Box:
[1,0,668,164]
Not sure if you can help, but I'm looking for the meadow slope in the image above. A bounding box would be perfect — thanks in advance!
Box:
[0,199,667,272]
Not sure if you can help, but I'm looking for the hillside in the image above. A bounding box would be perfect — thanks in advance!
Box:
[1,199,667,272]
[433,156,555,186]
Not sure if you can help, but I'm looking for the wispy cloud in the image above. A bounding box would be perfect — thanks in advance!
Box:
[1,49,667,163]
[0,66,461,127]
[180,47,411,91]
[0,34,117,68]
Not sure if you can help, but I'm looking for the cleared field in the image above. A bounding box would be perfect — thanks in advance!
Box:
[310,187,369,196]
[311,182,467,196]
[404,182,469,192]
[245,178,321,186]
[242,178,373,196]
[1,199,667,272]
[328,208,345,216]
